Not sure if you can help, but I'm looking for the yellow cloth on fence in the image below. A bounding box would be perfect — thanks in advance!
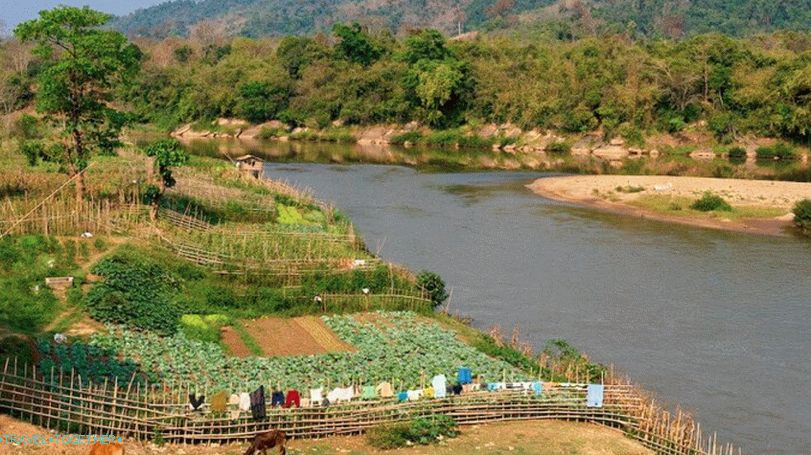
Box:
[423,386,434,399]
[210,391,228,412]
[376,381,394,398]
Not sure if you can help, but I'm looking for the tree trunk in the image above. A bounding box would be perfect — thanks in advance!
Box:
[149,200,159,221]
[75,170,84,206]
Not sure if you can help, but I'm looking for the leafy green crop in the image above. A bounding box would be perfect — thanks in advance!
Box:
[90,312,524,391]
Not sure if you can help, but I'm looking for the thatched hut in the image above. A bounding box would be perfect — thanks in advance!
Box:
[235,155,264,178]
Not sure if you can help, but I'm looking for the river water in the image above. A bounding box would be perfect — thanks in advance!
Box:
[258,162,811,454]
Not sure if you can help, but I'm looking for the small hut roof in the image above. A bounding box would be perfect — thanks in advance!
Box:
[235,154,263,162]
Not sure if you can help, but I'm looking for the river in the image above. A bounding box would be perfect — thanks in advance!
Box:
[258,162,811,455]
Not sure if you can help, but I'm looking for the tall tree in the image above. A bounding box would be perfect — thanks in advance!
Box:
[14,6,141,203]
[143,139,189,221]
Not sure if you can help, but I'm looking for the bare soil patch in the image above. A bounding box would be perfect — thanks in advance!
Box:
[223,316,353,357]
[0,415,652,455]
[220,326,252,358]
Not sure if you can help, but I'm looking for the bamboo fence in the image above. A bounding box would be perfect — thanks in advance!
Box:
[0,359,740,455]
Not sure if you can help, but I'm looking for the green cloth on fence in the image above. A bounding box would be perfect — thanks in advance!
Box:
[361,385,377,400]
[210,390,228,412]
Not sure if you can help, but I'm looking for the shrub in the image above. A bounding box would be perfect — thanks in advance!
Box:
[756,143,796,161]
[690,192,732,212]
[793,199,811,235]
[727,146,747,161]
[390,131,422,145]
[366,415,458,449]
[546,141,571,154]
[416,271,449,307]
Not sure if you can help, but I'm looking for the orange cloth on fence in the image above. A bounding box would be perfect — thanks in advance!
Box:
[376,382,394,398]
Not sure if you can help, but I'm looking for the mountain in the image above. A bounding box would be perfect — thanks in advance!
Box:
[112,0,811,39]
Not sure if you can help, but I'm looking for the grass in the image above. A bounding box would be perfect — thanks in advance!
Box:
[629,194,786,219]
[229,319,264,356]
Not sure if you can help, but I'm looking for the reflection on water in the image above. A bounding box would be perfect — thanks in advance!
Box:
[260,162,811,455]
[167,136,811,180]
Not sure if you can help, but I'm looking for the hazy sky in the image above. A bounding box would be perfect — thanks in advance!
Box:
[3,0,167,29]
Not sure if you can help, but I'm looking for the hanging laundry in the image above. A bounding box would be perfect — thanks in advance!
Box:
[327,388,342,403]
[532,381,543,396]
[361,385,377,400]
[457,367,472,385]
[461,384,472,394]
[375,381,393,398]
[451,384,463,395]
[210,391,228,413]
[586,384,604,408]
[189,393,205,411]
[228,394,240,406]
[340,386,355,402]
[250,386,266,420]
[486,382,505,392]
[300,398,311,408]
[397,391,408,402]
[239,392,251,411]
[432,375,447,398]
[229,409,241,420]
[284,389,301,408]
[542,382,556,393]
[471,383,482,392]
[407,389,422,401]
[423,386,434,398]
[310,388,323,403]
[271,390,285,407]
[321,397,330,407]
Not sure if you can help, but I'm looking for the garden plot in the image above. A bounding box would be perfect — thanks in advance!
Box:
[230,316,355,357]
[89,312,522,391]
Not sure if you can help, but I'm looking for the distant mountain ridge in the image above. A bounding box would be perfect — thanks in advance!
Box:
[112,0,811,38]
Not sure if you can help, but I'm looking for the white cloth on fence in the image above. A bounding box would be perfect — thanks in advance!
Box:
[310,388,323,403]
[228,394,240,406]
[327,387,354,403]
[239,393,251,411]
[432,375,447,398]
[407,389,423,401]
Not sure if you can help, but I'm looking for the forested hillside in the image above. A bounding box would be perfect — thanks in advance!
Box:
[113,0,811,39]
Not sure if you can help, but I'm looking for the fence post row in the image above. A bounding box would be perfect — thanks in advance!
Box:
[0,360,736,454]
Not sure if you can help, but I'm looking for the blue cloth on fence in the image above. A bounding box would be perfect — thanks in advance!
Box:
[271,390,285,407]
[397,392,408,402]
[457,367,472,385]
[532,381,542,396]
[586,384,604,408]
[486,382,500,392]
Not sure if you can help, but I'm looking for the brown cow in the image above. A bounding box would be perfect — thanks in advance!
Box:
[88,442,124,455]
[243,430,286,455]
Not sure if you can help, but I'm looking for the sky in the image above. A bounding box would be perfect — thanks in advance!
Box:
[2,0,167,30]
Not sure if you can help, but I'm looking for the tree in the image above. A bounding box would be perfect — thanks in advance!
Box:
[238,80,290,123]
[143,139,189,220]
[332,23,381,66]
[416,271,449,308]
[14,6,141,204]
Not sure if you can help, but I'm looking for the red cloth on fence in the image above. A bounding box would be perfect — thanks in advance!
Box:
[284,389,301,408]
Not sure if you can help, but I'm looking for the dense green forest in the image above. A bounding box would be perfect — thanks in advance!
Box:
[2,19,810,144]
[113,0,811,39]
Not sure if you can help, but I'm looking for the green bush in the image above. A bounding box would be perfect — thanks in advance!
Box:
[366,415,458,449]
[416,271,449,307]
[546,141,571,154]
[756,143,796,160]
[793,199,811,235]
[390,131,423,145]
[690,192,732,212]
[85,247,182,334]
[727,146,747,161]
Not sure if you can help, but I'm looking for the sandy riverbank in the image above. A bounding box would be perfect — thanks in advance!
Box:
[528,175,811,236]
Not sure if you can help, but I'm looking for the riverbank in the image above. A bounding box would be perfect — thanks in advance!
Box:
[528,175,811,236]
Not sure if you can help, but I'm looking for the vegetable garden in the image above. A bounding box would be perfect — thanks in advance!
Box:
[84,312,522,391]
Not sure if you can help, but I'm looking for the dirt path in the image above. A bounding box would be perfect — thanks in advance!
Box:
[0,415,652,455]
[528,175,811,236]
